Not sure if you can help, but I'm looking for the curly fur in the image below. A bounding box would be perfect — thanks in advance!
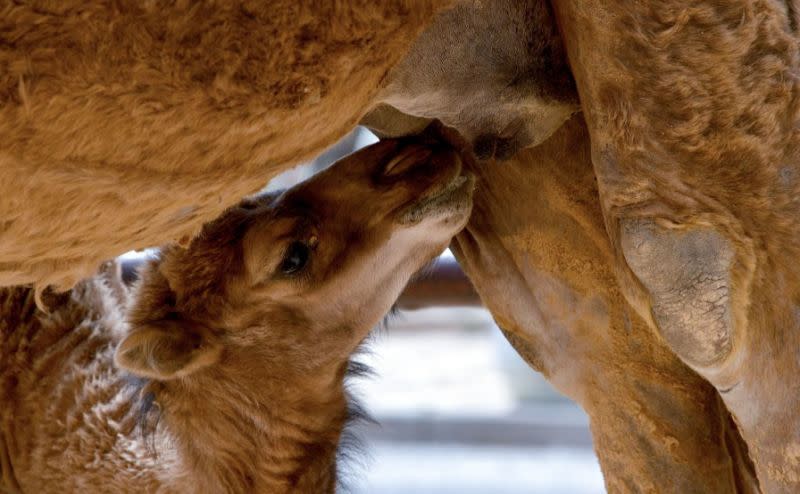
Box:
[0,271,157,493]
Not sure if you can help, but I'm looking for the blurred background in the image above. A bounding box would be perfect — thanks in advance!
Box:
[268,128,604,494]
[122,127,605,493]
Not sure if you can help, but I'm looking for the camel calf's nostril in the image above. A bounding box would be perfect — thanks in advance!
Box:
[383,145,433,176]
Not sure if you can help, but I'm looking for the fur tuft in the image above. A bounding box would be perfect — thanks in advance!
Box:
[337,356,377,493]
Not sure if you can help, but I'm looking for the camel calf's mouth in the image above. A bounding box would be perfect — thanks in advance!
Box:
[399,173,475,225]
[374,124,476,228]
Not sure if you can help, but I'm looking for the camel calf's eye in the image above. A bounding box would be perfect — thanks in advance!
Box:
[280,241,310,275]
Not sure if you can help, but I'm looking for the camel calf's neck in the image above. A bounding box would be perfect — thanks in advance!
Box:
[0,133,474,493]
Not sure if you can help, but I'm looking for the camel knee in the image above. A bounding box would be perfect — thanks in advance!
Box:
[620,218,735,367]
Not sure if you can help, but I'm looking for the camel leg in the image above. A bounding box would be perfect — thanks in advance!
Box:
[551,0,800,490]
[452,116,759,493]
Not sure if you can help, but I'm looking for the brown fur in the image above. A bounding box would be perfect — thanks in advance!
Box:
[452,115,760,493]
[0,0,449,289]
[363,1,762,490]
[0,135,474,493]
[5,0,798,489]
[550,0,800,490]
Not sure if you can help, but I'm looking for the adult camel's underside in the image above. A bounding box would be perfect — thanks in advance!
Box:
[2,1,799,492]
[0,0,444,288]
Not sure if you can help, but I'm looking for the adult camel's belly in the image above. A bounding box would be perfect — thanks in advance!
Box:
[0,0,445,289]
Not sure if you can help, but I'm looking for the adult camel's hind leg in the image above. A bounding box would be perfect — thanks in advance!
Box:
[452,116,759,493]
[551,0,800,489]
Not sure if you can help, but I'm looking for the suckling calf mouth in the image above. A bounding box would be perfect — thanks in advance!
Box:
[399,173,475,225]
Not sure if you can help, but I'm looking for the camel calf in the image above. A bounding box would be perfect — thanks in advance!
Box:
[0,134,474,493]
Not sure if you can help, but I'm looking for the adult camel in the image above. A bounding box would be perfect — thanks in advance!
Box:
[549,1,800,491]
[2,0,797,492]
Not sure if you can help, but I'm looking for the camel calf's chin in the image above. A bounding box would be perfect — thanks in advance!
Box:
[0,135,474,494]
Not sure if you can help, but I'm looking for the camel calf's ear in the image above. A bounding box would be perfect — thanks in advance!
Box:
[115,320,222,380]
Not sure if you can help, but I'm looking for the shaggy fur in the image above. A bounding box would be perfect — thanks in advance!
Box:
[5,0,797,490]
[550,0,800,490]
[0,134,473,493]
[0,0,448,289]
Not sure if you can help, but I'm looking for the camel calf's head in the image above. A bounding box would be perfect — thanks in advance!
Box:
[115,133,474,382]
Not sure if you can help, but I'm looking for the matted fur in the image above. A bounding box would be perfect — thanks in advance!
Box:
[0,272,367,493]
[5,0,798,489]
[0,0,448,289]
[0,270,156,492]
